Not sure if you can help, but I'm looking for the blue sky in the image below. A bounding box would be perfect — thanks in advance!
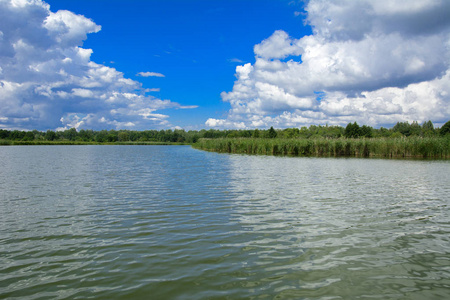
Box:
[45,0,311,129]
[1,0,449,131]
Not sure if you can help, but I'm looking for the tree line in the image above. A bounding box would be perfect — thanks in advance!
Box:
[0,120,449,144]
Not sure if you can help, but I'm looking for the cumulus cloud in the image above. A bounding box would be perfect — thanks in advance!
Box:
[210,0,450,129]
[205,118,246,129]
[0,0,190,131]
[137,71,165,77]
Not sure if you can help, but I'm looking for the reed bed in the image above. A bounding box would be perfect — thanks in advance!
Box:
[193,137,450,159]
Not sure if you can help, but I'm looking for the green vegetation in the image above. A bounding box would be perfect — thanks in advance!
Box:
[0,128,197,145]
[192,136,450,158]
[192,120,450,159]
[1,120,449,158]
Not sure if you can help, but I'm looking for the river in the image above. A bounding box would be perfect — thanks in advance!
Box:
[1,145,449,299]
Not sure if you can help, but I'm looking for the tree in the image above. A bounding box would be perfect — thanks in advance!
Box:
[22,131,35,141]
[360,125,373,138]
[118,131,130,142]
[422,120,435,136]
[376,127,391,137]
[392,121,422,136]
[95,130,108,142]
[63,128,78,141]
[45,130,57,141]
[268,126,277,138]
[106,132,118,142]
[410,121,422,136]
[78,129,94,141]
[422,120,434,131]
[283,127,300,138]
[392,121,410,136]
[0,129,10,139]
[440,120,450,136]
[344,122,361,138]
[10,130,25,140]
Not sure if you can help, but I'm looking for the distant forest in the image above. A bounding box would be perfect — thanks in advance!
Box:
[1,120,449,144]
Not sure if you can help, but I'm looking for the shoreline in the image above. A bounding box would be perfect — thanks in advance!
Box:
[0,140,188,146]
[2,137,449,160]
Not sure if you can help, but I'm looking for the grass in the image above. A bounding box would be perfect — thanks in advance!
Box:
[193,136,450,159]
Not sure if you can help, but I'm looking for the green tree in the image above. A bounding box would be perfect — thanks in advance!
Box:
[0,129,10,139]
[422,120,435,136]
[78,129,94,141]
[410,121,422,136]
[227,131,239,138]
[45,130,57,141]
[239,130,252,138]
[393,121,408,136]
[95,130,108,142]
[392,121,421,136]
[360,125,373,138]
[391,131,403,138]
[284,128,300,138]
[22,131,35,141]
[118,131,130,142]
[344,122,361,138]
[203,129,217,139]
[63,128,78,141]
[10,130,25,140]
[422,120,434,131]
[440,120,450,136]
[268,126,277,138]
[374,127,391,137]
[299,126,310,138]
[107,132,118,142]
[129,131,141,141]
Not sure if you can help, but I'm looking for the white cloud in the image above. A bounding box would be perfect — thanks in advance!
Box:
[254,30,303,60]
[44,9,101,47]
[72,88,94,98]
[229,58,245,63]
[205,118,246,129]
[137,71,165,77]
[209,0,450,129]
[0,0,191,131]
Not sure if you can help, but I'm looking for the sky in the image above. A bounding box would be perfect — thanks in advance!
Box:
[0,0,449,131]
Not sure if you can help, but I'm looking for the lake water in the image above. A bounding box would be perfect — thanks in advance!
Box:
[1,145,449,299]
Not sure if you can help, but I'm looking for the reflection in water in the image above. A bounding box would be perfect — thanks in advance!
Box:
[226,155,450,298]
[0,146,449,299]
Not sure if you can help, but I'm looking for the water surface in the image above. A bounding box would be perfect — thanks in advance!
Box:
[1,146,449,299]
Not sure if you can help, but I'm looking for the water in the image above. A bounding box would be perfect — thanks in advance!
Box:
[0,145,449,299]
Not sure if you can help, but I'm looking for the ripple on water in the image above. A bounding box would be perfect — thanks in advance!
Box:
[0,147,449,299]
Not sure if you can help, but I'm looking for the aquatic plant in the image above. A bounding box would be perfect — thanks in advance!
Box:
[193,136,450,159]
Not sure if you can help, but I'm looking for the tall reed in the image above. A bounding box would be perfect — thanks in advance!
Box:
[193,137,450,158]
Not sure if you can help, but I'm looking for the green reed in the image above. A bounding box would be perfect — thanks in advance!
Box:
[193,136,450,158]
